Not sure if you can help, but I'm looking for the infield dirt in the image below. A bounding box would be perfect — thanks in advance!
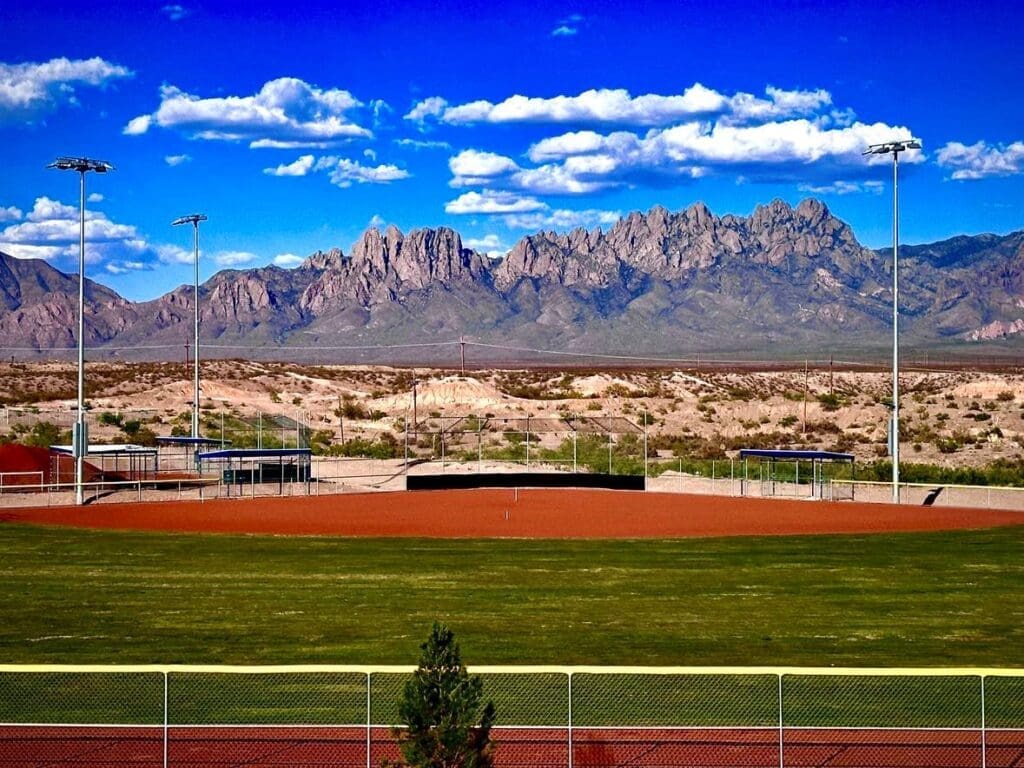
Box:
[3,489,1021,537]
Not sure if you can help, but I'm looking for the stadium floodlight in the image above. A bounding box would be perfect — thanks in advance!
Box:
[47,156,115,506]
[172,214,208,447]
[863,138,921,504]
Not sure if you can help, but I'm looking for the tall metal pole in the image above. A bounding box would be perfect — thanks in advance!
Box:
[891,150,901,504]
[192,220,200,440]
[864,139,920,505]
[172,214,207,443]
[49,157,113,506]
[76,170,86,506]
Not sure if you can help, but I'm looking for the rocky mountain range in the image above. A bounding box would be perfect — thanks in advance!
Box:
[2,198,1023,363]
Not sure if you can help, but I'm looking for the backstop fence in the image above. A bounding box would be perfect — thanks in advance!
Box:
[1,665,1021,767]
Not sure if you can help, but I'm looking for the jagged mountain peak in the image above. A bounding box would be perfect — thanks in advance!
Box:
[3,203,1024,360]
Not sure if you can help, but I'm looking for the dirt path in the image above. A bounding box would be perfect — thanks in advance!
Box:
[2,489,1021,538]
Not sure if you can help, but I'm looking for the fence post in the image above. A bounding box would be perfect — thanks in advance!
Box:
[567,671,573,768]
[777,673,784,768]
[981,674,987,768]
[367,672,372,768]
[163,671,169,768]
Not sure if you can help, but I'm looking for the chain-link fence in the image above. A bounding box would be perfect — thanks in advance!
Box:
[1,666,1021,767]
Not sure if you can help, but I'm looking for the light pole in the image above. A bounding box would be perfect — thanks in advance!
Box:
[48,156,114,506]
[172,214,207,442]
[864,138,921,504]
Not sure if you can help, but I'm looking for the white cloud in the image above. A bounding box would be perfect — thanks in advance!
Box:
[263,154,316,177]
[105,260,150,275]
[404,96,448,125]
[0,206,22,223]
[0,196,148,264]
[0,57,132,119]
[273,253,304,268]
[162,4,188,20]
[448,149,521,186]
[552,25,577,36]
[214,251,258,267]
[87,192,104,203]
[395,137,452,150]
[473,119,922,195]
[156,244,193,265]
[124,77,372,147]
[123,115,152,135]
[463,234,508,255]
[432,84,829,128]
[363,148,377,161]
[324,158,411,188]
[165,154,191,166]
[368,214,386,228]
[798,180,884,195]
[445,190,548,214]
[503,208,622,231]
[936,140,1024,180]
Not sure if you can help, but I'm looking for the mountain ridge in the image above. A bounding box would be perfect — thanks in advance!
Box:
[2,198,1023,361]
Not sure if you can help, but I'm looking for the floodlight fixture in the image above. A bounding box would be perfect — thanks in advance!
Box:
[47,157,114,173]
[172,214,208,444]
[864,137,921,504]
[48,155,114,505]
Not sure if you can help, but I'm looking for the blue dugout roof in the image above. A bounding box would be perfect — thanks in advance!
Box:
[739,449,855,462]
[197,448,311,461]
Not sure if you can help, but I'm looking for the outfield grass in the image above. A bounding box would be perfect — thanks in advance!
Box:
[0,523,1021,666]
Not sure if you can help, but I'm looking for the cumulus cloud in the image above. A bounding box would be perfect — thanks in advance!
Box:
[273,253,304,268]
[105,260,151,275]
[263,154,316,176]
[261,154,411,188]
[124,77,373,147]
[325,158,411,188]
[410,83,830,128]
[551,25,577,36]
[0,196,148,263]
[503,208,622,231]
[214,251,258,267]
[453,119,922,196]
[0,205,23,223]
[165,154,191,166]
[155,244,193,265]
[403,96,448,125]
[87,193,104,203]
[936,140,1024,180]
[798,180,884,195]
[463,234,508,254]
[448,149,521,186]
[0,56,132,120]
[395,137,452,150]
[445,190,548,214]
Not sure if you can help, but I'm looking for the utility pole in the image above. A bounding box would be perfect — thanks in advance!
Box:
[460,336,466,375]
[802,359,809,435]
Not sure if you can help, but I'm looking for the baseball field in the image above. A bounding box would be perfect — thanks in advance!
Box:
[1,488,1022,666]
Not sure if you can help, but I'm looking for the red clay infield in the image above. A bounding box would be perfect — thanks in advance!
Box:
[1,489,1021,537]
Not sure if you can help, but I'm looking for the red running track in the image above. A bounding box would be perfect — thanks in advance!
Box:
[2,726,1023,768]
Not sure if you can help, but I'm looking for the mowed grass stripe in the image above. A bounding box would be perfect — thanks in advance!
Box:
[0,524,1021,666]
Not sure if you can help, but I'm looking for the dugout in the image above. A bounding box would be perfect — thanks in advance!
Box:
[156,436,230,473]
[50,443,159,481]
[738,449,855,500]
[197,448,312,494]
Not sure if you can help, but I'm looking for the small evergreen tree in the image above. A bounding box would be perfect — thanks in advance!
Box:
[389,622,496,768]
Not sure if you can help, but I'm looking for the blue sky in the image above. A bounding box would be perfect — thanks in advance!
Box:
[2,0,1022,301]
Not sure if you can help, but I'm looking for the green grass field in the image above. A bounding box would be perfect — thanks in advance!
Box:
[0,523,1021,667]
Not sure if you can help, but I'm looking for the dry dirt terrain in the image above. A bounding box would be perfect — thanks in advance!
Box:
[2,360,1024,468]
